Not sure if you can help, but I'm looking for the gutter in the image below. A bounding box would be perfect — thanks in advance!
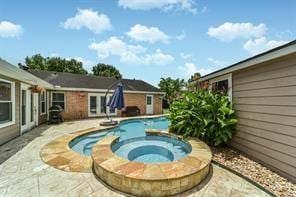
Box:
[201,40,296,81]
[52,86,165,95]
[0,59,54,89]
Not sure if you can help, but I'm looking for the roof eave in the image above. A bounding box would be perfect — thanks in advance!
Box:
[201,40,296,81]
[53,86,165,94]
[0,60,54,88]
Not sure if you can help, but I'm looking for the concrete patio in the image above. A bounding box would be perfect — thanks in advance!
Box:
[0,118,271,197]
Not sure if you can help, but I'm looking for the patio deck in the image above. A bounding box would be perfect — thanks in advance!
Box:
[0,117,271,197]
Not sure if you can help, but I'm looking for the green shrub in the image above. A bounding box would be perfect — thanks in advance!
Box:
[168,89,237,146]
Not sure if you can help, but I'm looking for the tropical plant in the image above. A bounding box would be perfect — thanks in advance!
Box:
[19,54,88,74]
[168,89,237,146]
[92,63,122,79]
[158,77,185,104]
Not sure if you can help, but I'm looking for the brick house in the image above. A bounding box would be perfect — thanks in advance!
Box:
[29,70,164,121]
[0,60,164,145]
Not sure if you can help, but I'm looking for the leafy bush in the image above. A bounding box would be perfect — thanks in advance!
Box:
[168,89,237,146]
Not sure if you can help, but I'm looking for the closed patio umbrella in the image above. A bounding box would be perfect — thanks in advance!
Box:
[100,82,124,126]
[107,82,125,110]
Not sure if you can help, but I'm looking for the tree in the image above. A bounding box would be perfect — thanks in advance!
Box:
[188,72,201,82]
[19,54,88,74]
[187,72,201,91]
[158,77,185,104]
[92,63,122,79]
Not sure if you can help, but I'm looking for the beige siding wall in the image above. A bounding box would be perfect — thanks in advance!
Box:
[0,79,20,145]
[153,94,163,114]
[232,53,296,182]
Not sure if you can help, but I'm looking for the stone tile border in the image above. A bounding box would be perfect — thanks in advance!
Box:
[40,115,166,172]
[40,127,97,172]
[92,131,212,196]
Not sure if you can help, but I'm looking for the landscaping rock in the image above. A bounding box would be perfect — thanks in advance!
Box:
[211,147,296,197]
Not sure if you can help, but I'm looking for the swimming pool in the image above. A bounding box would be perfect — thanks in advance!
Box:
[43,116,211,196]
[69,117,169,156]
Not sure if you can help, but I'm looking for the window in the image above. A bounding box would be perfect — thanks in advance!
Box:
[212,79,229,95]
[100,96,106,114]
[0,79,15,127]
[209,73,232,102]
[21,90,26,126]
[52,92,65,110]
[90,96,97,114]
[40,91,46,114]
[147,96,152,105]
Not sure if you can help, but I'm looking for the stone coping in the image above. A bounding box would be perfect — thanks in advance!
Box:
[40,115,166,172]
[92,132,212,196]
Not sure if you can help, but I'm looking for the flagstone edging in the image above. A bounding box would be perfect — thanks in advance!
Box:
[39,115,166,172]
[92,131,212,196]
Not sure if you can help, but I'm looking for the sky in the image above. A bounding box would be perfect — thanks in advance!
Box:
[0,0,295,86]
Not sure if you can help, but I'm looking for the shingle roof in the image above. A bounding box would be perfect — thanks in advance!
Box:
[28,70,162,93]
[0,59,53,88]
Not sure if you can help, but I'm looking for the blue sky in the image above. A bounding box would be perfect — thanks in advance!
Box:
[0,0,295,86]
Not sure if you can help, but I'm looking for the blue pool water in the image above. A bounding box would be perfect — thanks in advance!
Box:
[112,136,191,163]
[69,117,169,156]
[69,117,191,163]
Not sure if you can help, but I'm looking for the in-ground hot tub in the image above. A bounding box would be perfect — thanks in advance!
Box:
[112,135,191,163]
[92,131,212,196]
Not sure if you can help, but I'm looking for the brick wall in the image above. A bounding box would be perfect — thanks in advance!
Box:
[49,91,163,121]
[122,93,146,115]
[121,93,163,116]
[62,91,88,120]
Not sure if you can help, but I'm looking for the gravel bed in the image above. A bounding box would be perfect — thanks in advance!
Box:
[211,147,296,197]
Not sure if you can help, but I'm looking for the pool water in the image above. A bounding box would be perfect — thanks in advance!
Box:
[112,136,191,163]
[69,117,169,156]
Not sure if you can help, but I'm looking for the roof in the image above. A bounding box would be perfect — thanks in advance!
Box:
[0,59,53,88]
[201,40,296,81]
[28,70,163,93]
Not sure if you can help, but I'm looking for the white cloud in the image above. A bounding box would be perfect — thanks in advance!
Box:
[88,36,146,60]
[180,52,192,60]
[118,0,197,15]
[207,58,227,67]
[88,37,174,65]
[243,37,288,55]
[62,9,111,34]
[178,63,213,78]
[145,49,174,65]
[176,31,186,40]
[207,22,267,42]
[127,24,169,43]
[0,21,23,38]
